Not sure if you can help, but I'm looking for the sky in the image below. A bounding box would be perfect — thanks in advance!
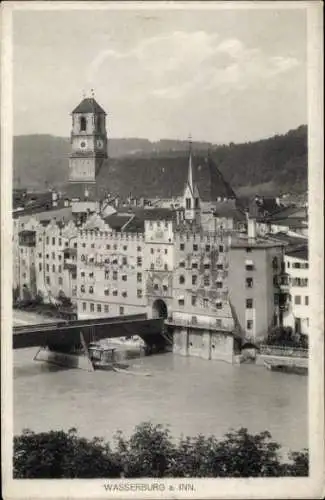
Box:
[12,5,307,144]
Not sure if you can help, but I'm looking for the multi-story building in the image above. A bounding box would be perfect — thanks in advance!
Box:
[227,218,285,342]
[282,245,309,336]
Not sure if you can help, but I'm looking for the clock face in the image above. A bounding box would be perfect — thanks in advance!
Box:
[79,140,87,149]
[96,139,104,149]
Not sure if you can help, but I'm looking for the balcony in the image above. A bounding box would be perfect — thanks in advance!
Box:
[259,344,308,358]
[64,258,77,271]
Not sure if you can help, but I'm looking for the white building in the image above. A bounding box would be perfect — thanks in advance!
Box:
[282,245,309,336]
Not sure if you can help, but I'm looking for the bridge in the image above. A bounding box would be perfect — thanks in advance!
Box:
[13,314,168,364]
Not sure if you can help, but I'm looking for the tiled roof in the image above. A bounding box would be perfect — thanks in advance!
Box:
[103,213,132,231]
[286,245,308,261]
[72,98,106,114]
[94,154,236,202]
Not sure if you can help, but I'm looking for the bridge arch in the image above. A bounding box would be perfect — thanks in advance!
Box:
[152,299,168,319]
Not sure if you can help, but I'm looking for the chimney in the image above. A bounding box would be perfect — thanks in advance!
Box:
[246,211,256,240]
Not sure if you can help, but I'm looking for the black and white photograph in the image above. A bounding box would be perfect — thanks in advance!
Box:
[1,1,324,498]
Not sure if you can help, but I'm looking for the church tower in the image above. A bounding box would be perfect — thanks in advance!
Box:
[69,93,108,185]
[183,138,201,225]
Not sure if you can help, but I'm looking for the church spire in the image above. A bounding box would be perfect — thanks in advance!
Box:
[187,134,194,195]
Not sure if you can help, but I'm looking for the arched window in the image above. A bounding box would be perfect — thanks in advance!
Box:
[179,275,185,285]
[80,116,87,132]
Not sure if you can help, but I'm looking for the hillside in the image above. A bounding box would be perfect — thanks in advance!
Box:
[13,126,307,195]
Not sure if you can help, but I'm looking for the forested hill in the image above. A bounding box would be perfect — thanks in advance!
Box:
[13,125,307,195]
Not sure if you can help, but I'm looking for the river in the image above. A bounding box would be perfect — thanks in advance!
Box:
[14,348,308,457]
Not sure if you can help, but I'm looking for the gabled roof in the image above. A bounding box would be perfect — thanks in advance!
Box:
[72,98,106,114]
[286,245,308,261]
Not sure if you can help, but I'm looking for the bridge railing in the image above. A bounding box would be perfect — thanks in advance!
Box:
[259,344,309,358]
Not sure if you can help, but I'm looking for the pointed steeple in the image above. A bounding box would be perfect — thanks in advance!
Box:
[187,134,194,196]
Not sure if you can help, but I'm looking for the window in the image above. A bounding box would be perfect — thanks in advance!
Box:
[192,275,197,286]
[82,302,87,312]
[113,290,118,296]
[246,247,252,253]
[137,257,142,267]
[137,246,141,252]
[58,238,62,246]
[122,275,127,282]
[191,296,197,306]
[80,271,85,278]
[58,277,63,285]
[22,272,26,279]
[164,264,168,270]
[46,276,50,285]
[205,245,210,252]
[186,198,191,209]
[91,243,95,249]
[293,262,301,269]
[179,275,185,285]
[193,244,198,251]
[203,298,209,308]
[89,272,94,279]
[46,264,49,272]
[39,263,42,271]
[90,303,94,312]
[113,244,117,250]
[219,245,224,253]
[65,242,69,247]
[305,296,309,306]
[58,255,62,261]
[52,237,55,245]
[80,285,85,293]
[180,243,185,251]
[192,316,197,324]
[164,249,168,254]
[217,263,223,270]
[245,263,254,271]
[80,116,87,131]
[38,253,42,258]
[163,285,168,292]
[122,257,127,265]
[287,261,290,268]
[151,248,154,255]
[294,295,301,305]
[137,289,143,298]
[246,277,253,288]
[272,257,278,270]
[216,281,223,288]
[150,263,154,270]
[104,288,109,296]
[204,276,210,287]
[119,306,124,315]
[216,301,222,310]
[123,246,127,251]
[137,273,142,283]
[154,284,159,291]
[113,271,118,280]
[178,299,185,306]
[273,276,279,286]
[246,320,253,330]
[46,254,49,259]
[52,252,55,260]
[195,198,199,209]
[192,262,198,269]
[89,286,94,294]
[106,244,110,250]
[179,261,185,268]
[52,264,56,272]
[246,298,253,309]
[46,237,49,245]
[204,263,210,270]
[216,318,222,327]
[97,304,102,313]
[104,305,109,313]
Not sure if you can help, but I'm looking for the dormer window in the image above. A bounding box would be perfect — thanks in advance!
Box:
[80,116,87,132]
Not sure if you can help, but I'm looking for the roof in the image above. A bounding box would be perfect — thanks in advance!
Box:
[64,182,99,202]
[212,203,246,221]
[104,213,132,231]
[93,154,236,202]
[72,98,106,114]
[286,245,308,261]
[15,207,74,224]
[270,218,307,229]
[230,235,285,249]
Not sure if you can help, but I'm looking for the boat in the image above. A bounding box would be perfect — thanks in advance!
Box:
[264,360,308,375]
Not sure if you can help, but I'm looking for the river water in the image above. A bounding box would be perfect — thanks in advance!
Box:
[14,348,308,457]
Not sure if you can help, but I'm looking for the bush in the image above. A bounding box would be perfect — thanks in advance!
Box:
[13,424,309,479]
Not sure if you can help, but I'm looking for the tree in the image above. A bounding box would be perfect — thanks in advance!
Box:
[13,424,309,479]
[13,428,121,478]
